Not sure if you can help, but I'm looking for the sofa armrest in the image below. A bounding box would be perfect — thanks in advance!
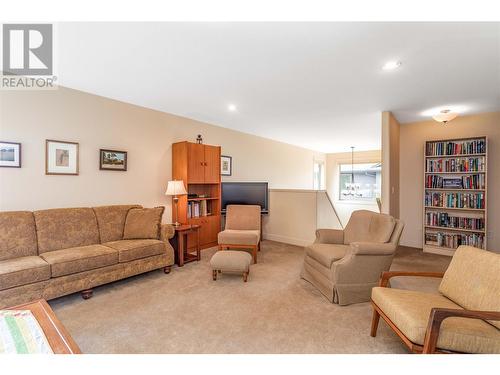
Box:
[423,308,500,354]
[378,271,445,287]
[315,229,344,244]
[160,224,175,242]
[349,242,396,256]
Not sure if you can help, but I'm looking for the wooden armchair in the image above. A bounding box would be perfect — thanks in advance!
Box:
[370,246,500,354]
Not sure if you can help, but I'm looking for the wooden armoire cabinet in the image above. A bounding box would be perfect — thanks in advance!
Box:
[172,141,221,250]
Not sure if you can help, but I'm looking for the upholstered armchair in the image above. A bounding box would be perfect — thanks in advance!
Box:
[301,210,404,305]
[218,205,261,263]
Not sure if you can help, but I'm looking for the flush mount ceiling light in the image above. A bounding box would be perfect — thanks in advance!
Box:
[228,104,237,112]
[432,109,459,125]
[382,60,402,71]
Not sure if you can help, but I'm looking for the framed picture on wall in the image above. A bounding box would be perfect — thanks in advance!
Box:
[221,155,232,176]
[0,141,21,168]
[45,139,79,175]
[100,149,127,171]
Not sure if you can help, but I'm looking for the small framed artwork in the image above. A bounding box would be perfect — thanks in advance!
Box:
[221,155,232,176]
[0,141,21,168]
[100,149,127,171]
[45,139,79,175]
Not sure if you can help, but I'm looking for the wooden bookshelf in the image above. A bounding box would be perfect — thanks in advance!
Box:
[172,141,221,250]
[423,136,488,256]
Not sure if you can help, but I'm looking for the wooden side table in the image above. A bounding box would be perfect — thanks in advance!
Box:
[169,224,201,267]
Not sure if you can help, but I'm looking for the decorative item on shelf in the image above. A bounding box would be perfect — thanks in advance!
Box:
[221,155,232,176]
[99,149,127,171]
[165,180,188,227]
[45,139,79,175]
[0,141,21,168]
[196,134,203,144]
[432,109,458,125]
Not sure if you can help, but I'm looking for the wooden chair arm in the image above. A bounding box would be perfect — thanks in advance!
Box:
[423,308,500,354]
[379,271,445,287]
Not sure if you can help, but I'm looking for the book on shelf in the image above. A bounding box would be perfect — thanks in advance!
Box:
[425,174,485,189]
[426,139,486,156]
[426,157,485,172]
[425,231,485,249]
[425,191,485,209]
[187,200,210,218]
[425,212,485,231]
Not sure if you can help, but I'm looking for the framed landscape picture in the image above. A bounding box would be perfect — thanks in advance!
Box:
[0,141,21,168]
[100,149,127,171]
[221,155,232,176]
[45,139,79,175]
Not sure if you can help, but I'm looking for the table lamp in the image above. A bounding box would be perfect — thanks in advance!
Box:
[165,180,188,227]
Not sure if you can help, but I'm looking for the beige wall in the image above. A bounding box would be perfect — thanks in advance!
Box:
[381,111,400,217]
[399,111,500,251]
[325,150,381,227]
[0,87,324,232]
[263,190,318,246]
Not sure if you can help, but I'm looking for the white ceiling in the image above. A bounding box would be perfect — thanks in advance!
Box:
[57,22,500,153]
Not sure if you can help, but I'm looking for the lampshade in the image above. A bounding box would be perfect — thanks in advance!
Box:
[432,110,458,124]
[165,180,187,196]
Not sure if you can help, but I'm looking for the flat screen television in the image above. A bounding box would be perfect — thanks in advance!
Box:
[221,182,269,214]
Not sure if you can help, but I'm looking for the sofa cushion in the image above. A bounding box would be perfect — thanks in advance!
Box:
[40,244,118,277]
[439,246,500,329]
[0,256,50,290]
[225,205,261,230]
[344,210,395,244]
[123,207,164,240]
[372,287,500,353]
[104,239,166,263]
[305,243,348,268]
[34,208,100,253]
[218,230,260,246]
[0,211,38,261]
[93,205,142,243]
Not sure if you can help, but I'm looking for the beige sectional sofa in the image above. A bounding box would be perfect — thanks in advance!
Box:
[0,205,175,308]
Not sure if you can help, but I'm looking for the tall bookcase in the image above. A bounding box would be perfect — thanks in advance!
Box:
[172,141,221,250]
[423,136,488,256]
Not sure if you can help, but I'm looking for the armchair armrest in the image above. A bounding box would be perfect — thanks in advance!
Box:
[423,308,500,354]
[378,271,445,287]
[350,242,396,256]
[315,228,344,244]
[160,224,175,242]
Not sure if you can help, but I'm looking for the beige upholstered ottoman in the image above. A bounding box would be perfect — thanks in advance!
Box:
[210,250,252,282]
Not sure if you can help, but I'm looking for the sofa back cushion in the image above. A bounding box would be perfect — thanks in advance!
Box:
[34,208,100,253]
[439,245,500,329]
[0,211,38,261]
[225,205,261,231]
[93,204,142,243]
[123,207,164,240]
[343,210,396,245]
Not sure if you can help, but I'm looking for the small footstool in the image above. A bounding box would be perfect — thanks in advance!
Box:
[210,250,252,282]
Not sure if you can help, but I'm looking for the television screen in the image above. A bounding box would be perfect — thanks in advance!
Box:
[221,182,269,213]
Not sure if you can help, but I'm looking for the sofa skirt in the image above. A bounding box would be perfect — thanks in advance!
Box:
[0,254,170,308]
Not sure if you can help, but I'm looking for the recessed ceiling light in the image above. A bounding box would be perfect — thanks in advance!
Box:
[382,61,402,71]
[228,104,237,112]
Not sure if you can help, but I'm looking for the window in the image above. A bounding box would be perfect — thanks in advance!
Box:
[339,162,381,201]
[313,161,325,190]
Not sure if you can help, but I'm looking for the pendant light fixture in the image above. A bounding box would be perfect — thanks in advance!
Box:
[350,146,355,184]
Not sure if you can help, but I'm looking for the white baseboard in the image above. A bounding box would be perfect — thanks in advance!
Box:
[263,233,311,247]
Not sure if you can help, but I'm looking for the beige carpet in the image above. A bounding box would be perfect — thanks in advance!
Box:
[49,241,451,354]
